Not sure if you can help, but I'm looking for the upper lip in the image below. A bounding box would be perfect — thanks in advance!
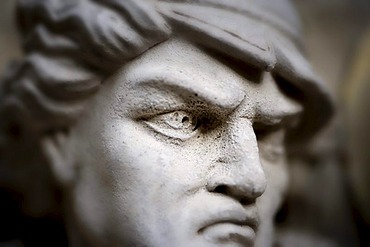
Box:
[197,206,260,233]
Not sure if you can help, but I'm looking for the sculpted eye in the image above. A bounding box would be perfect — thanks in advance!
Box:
[253,123,286,162]
[143,111,200,140]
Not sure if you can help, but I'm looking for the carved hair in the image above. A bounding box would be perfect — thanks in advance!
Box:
[1,0,171,135]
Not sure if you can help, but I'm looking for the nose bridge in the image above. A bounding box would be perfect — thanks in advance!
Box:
[221,118,258,162]
[209,117,267,200]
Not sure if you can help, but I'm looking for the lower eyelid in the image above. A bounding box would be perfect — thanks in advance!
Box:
[259,143,284,154]
[143,120,198,141]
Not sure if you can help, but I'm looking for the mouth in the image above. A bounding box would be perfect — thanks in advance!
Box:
[198,209,259,246]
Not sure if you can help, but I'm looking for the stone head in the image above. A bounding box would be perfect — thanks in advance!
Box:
[0,0,333,246]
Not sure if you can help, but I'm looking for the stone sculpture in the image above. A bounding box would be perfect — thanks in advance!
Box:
[0,0,333,246]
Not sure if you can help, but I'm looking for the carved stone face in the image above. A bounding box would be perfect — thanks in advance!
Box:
[58,38,302,247]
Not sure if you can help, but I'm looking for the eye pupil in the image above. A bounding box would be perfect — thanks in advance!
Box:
[182,116,189,124]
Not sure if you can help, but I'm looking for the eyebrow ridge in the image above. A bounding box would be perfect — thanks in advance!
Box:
[133,75,245,111]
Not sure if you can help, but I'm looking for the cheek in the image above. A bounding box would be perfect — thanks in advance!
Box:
[265,159,289,199]
[258,158,289,217]
[97,120,174,203]
[70,118,210,245]
[91,118,212,218]
[99,119,218,242]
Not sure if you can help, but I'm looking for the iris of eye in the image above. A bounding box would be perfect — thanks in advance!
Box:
[167,112,196,130]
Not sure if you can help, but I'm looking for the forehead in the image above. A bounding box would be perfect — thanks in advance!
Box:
[103,38,302,121]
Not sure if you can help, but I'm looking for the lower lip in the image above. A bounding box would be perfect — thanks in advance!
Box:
[200,223,255,246]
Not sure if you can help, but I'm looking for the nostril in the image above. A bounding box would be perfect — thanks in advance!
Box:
[213,185,228,194]
[240,198,255,206]
[212,185,256,206]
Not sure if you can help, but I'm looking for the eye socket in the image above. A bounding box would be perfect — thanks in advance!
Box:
[143,111,200,140]
[253,122,286,162]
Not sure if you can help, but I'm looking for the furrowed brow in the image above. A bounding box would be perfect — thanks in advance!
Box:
[133,73,245,111]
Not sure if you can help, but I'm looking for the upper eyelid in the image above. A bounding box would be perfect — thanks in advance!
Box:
[131,98,234,122]
[135,105,209,122]
[137,108,185,120]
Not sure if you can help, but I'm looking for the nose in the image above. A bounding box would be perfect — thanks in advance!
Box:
[206,118,267,204]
